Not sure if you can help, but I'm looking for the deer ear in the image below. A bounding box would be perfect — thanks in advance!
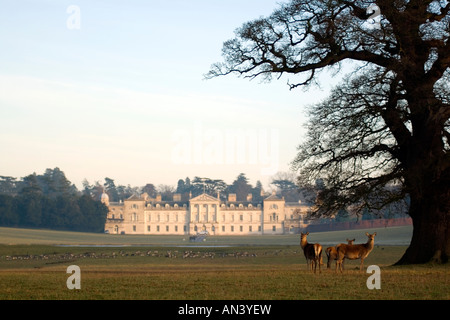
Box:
[373,232,377,236]
[306,232,309,235]
[366,232,369,236]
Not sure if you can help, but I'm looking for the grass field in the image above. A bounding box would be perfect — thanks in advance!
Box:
[0,226,448,300]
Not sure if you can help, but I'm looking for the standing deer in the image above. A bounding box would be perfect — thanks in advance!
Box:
[325,239,355,269]
[300,232,322,273]
[336,232,377,272]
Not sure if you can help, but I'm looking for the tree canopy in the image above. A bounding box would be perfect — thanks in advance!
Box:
[0,168,108,232]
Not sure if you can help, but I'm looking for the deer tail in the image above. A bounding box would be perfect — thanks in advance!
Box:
[315,244,322,259]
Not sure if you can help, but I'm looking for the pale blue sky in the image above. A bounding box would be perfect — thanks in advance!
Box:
[0,0,337,190]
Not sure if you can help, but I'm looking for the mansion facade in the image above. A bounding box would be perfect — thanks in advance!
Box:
[103,191,311,236]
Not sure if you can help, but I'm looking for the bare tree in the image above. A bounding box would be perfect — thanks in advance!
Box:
[207,0,450,264]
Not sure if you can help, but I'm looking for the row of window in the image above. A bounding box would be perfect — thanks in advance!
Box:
[110,213,290,222]
[125,203,274,210]
[127,225,277,233]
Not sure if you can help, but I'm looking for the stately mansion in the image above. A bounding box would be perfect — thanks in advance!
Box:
[102,191,311,236]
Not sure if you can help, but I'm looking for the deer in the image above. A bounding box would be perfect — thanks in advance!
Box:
[336,232,377,273]
[300,232,322,274]
[325,238,355,269]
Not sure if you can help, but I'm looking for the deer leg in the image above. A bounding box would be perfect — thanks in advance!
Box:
[318,257,321,273]
[337,258,344,273]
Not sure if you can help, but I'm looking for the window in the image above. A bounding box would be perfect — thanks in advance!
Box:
[147,225,151,232]
[222,226,225,232]
[239,226,243,232]
[249,226,252,232]
[175,226,178,232]
[240,214,243,221]
[231,226,234,232]
[157,225,160,232]
[133,225,136,232]
[272,226,276,232]
[166,226,169,232]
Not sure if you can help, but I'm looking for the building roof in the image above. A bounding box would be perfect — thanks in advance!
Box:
[190,193,220,202]
[264,194,284,201]
[126,194,145,201]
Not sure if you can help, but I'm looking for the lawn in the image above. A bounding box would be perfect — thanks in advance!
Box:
[0,226,448,301]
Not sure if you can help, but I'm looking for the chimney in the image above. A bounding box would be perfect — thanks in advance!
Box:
[173,193,181,202]
[246,193,253,202]
[228,193,236,202]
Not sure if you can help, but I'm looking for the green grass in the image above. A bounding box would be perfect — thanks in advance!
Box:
[0,225,413,245]
[0,226,448,300]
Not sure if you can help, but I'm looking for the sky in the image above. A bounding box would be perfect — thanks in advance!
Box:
[0,0,338,191]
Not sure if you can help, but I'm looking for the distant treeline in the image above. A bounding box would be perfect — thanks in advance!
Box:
[0,168,108,232]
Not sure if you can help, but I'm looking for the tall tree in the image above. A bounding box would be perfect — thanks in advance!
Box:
[207,0,450,264]
[228,173,253,201]
[0,176,19,195]
[0,194,18,226]
[191,177,227,197]
[17,174,43,227]
[157,184,175,201]
[40,167,75,197]
[104,177,119,202]
[142,183,157,198]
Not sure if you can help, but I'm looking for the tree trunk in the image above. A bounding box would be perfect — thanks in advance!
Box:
[396,186,450,264]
